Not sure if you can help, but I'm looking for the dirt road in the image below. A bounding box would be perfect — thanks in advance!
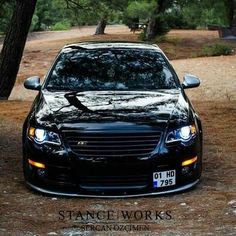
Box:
[0,28,236,235]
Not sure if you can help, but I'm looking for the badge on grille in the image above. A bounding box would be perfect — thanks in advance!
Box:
[77,141,88,146]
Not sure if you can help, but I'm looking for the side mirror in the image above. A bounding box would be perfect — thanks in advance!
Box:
[182,74,200,89]
[24,76,41,91]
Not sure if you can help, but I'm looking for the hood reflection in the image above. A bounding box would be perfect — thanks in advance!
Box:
[35,89,189,127]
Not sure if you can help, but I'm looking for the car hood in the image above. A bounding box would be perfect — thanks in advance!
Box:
[34,90,190,128]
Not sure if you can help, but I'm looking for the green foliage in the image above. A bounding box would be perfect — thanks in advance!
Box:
[202,44,233,56]
[51,20,71,31]
[179,0,228,28]
[66,0,128,26]
[155,35,182,45]
[154,14,170,36]
[138,31,146,41]
[125,0,155,21]
[32,0,72,31]
[0,1,15,34]
[165,9,197,29]
[0,0,234,34]
[154,35,167,43]
[30,14,39,32]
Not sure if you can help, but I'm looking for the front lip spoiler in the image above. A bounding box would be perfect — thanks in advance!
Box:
[26,179,200,198]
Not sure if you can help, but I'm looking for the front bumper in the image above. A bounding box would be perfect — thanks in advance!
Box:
[23,133,202,197]
[26,179,200,198]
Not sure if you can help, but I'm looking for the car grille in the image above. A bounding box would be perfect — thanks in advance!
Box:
[62,130,161,157]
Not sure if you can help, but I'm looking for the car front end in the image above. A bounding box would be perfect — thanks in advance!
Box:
[22,42,202,197]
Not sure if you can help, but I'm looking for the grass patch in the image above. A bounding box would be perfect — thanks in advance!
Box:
[138,32,147,41]
[155,35,182,45]
[202,43,233,56]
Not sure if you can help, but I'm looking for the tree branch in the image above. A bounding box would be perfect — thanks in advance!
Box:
[64,0,86,10]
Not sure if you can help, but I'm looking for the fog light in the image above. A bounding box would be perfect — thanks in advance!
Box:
[37,169,46,177]
[28,159,45,169]
[182,166,190,174]
[182,156,198,166]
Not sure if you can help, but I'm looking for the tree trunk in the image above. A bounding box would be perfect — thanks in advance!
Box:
[95,18,107,35]
[224,0,235,27]
[228,0,236,28]
[145,0,163,40]
[0,0,37,100]
[146,17,158,41]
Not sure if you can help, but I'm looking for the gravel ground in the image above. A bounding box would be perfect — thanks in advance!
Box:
[0,100,235,236]
[0,28,236,235]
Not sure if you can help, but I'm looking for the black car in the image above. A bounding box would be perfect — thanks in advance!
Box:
[22,42,202,197]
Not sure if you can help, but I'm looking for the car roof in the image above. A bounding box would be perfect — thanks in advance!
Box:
[62,41,161,52]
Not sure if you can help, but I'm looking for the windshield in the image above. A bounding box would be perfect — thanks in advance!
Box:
[46,48,178,91]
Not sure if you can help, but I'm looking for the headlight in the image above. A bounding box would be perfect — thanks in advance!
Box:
[35,129,46,142]
[166,124,197,144]
[28,127,61,145]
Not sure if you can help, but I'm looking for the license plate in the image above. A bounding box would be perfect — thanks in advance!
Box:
[153,170,176,188]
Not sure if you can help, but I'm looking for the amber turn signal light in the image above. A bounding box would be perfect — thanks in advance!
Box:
[28,159,45,169]
[28,127,35,138]
[182,156,198,166]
